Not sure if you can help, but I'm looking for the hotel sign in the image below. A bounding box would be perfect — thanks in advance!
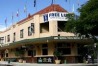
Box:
[43,12,68,22]
[54,36,82,40]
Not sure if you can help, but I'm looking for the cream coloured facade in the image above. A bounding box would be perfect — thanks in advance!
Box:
[0,14,74,44]
[0,4,93,63]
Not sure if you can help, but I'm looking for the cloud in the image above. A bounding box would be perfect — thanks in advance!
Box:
[0,25,6,31]
[0,23,13,31]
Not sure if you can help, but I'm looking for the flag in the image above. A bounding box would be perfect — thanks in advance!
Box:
[34,0,36,7]
[16,9,19,17]
[51,0,53,5]
[24,5,26,13]
[78,3,79,6]
[51,0,55,5]
[5,18,7,23]
[72,4,74,12]
[12,13,13,20]
[24,5,28,17]
[11,12,14,25]
[5,18,7,28]
[77,0,80,6]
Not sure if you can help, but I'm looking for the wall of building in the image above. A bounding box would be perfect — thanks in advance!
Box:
[48,43,55,55]
[0,12,76,46]
[0,12,78,63]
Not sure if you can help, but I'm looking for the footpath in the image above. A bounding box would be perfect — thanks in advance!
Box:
[0,61,98,66]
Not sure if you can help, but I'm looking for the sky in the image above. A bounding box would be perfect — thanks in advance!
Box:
[0,0,88,31]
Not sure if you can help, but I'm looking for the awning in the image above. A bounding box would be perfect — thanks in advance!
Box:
[0,36,94,50]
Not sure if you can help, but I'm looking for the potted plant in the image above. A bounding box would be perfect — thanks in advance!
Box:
[14,48,25,63]
[53,49,62,64]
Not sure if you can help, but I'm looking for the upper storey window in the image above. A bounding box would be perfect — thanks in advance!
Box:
[28,23,34,36]
[13,32,16,42]
[20,29,24,38]
[40,22,49,33]
[58,21,66,32]
[7,35,10,42]
[0,37,4,44]
[28,26,32,36]
[31,23,35,33]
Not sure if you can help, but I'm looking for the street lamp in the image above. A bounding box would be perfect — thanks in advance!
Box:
[94,43,96,48]
[94,43,98,63]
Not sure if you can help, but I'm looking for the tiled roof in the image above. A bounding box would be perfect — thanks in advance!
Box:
[17,4,67,24]
[34,4,67,14]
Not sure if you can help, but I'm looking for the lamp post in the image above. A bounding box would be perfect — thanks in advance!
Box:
[94,43,98,63]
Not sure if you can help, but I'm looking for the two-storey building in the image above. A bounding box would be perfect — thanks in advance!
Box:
[0,4,93,63]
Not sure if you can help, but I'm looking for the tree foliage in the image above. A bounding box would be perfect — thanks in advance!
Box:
[65,0,98,60]
[65,0,98,36]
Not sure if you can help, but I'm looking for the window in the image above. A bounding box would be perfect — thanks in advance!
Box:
[40,22,49,33]
[1,53,4,58]
[20,29,24,38]
[28,50,36,56]
[57,48,71,55]
[7,35,10,42]
[5,36,6,43]
[5,53,8,57]
[0,37,4,44]
[58,21,66,32]
[42,49,48,55]
[55,42,71,55]
[28,26,32,36]
[13,32,16,42]
[31,23,34,33]
[28,50,33,56]
[42,44,48,55]
[28,23,34,36]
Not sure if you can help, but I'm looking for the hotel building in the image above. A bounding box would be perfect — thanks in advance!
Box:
[0,4,93,63]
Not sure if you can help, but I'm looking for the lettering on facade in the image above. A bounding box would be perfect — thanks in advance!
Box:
[38,58,42,63]
[43,12,68,22]
[54,36,81,40]
[43,14,48,22]
[49,12,66,18]
[37,57,53,63]
[47,58,52,62]
[54,37,58,39]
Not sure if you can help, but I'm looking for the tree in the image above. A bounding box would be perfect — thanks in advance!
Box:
[66,0,98,36]
[65,0,98,63]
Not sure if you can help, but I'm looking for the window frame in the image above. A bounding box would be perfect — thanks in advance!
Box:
[28,26,32,36]
[7,35,10,42]
[13,32,16,42]
[20,29,24,38]
[42,44,48,55]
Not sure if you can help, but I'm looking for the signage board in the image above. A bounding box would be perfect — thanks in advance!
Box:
[37,57,54,63]
[54,36,81,40]
[43,12,68,22]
